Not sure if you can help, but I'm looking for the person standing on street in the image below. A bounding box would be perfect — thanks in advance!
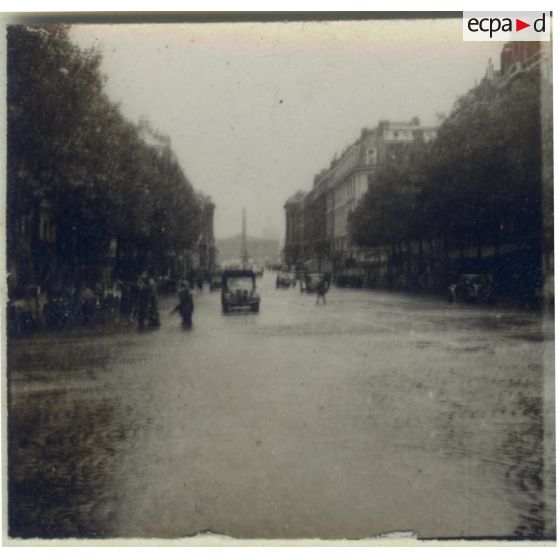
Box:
[129,278,140,324]
[137,274,151,331]
[147,277,160,327]
[173,281,194,328]
[316,274,327,304]
[80,285,97,325]
[324,271,332,290]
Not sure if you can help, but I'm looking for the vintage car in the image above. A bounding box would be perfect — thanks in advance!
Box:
[300,273,325,294]
[448,274,496,304]
[209,272,223,292]
[276,270,296,288]
[221,270,260,312]
[7,285,47,334]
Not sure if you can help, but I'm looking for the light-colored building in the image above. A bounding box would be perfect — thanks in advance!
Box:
[284,119,437,273]
[314,119,437,269]
[319,129,377,257]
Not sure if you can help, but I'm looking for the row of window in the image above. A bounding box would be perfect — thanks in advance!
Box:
[329,175,362,207]
[383,128,437,141]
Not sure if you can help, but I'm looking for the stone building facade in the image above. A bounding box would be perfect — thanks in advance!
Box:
[283,191,306,267]
[285,119,437,273]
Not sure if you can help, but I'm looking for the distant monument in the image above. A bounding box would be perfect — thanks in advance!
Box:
[241,208,249,269]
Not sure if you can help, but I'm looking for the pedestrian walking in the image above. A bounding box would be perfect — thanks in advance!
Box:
[147,277,160,327]
[316,274,327,304]
[129,279,140,324]
[137,274,151,331]
[172,281,194,328]
[80,285,97,325]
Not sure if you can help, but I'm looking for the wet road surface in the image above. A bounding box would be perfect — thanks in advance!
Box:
[8,274,556,539]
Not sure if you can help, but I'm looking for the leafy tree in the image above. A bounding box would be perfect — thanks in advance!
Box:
[8,24,203,286]
[349,154,426,249]
[351,70,542,258]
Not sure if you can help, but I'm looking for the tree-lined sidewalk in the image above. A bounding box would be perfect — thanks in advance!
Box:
[349,68,545,298]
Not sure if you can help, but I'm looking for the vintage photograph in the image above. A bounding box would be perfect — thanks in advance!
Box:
[3,13,555,542]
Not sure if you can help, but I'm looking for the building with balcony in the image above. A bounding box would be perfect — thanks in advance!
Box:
[500,41,541,80]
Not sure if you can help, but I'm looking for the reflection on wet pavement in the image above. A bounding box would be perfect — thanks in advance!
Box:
[7,275,555,539]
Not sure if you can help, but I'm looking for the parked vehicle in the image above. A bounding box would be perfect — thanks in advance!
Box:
[209,272,223,292]
[7,285,46,334]
[448,274,496,304]
[221,270,260,312]
[300,273,324,294]
[276,271,296,288]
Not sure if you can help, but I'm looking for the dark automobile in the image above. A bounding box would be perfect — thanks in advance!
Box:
[276,271,296,288]
[221,270,260,312]
[448,274,496,304]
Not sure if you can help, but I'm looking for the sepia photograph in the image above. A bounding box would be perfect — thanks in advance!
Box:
[2,11,555,543]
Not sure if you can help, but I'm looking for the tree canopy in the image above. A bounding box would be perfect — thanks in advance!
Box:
[349,70,542,252]
[8,24,203,276]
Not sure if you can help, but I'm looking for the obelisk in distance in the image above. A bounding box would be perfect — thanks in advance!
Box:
[241,207,249,269]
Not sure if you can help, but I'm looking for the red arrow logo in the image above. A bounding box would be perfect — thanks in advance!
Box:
[516,19,530,31]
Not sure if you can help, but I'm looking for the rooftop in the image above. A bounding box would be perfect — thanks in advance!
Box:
[285,191,307,206]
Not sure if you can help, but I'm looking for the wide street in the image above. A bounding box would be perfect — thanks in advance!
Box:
[8,274,555,540]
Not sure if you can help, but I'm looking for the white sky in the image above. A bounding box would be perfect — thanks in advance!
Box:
[69,19,503,240]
